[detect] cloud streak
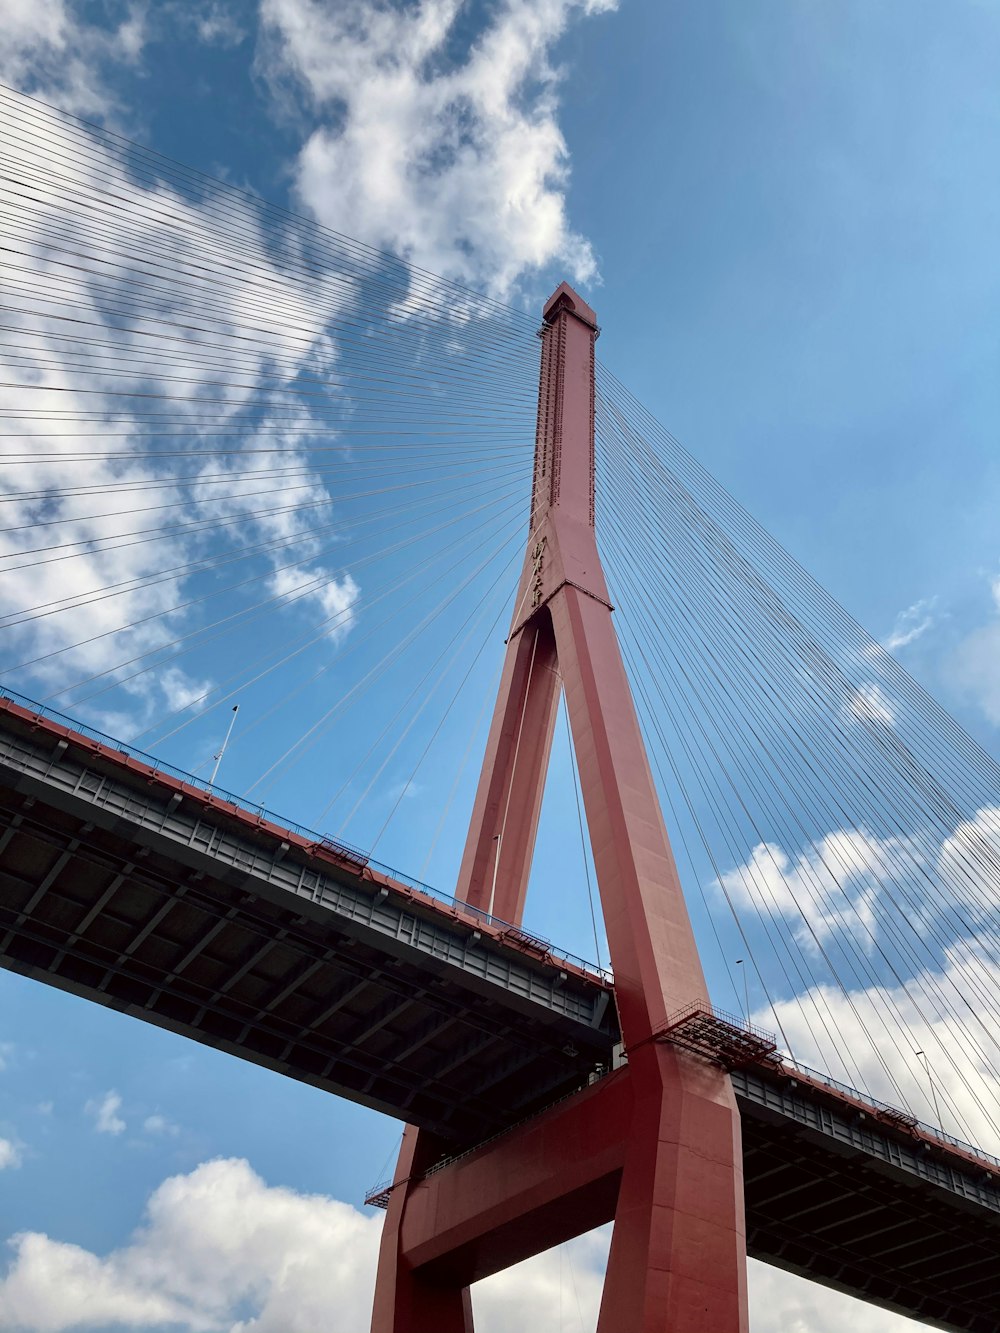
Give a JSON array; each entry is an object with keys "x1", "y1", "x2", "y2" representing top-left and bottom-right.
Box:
[{"x1": 883, "y1": 596, "x2": 937, "y2": 653}]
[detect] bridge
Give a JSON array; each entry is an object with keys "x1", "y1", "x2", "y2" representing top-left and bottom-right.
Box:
[{"x1": 3, "y1": 84, "x2": 1000, "y2": 1332}]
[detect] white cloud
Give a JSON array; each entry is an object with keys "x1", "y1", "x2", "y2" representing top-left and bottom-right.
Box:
[
  {"x1": 0, "y1": 1042, "x2": 13, "y2": 1072},
  {"x1": 1, "y1": 89, "x2": 363, "y2": 725},
  {"x1": 0, "y1": 1139, "x2": 22, "y2": 1171},
  {"x1": 937, "y1": 804, "x2": 1000, "y2": 917},
  {"x1": 0, "y1": 0, "x2": 146, "y2": 120},
  {"x1": 258, "y1": 0, "x2": 616, "y2": 297},
  {"x1": 769, "y1": 937, "x2": 1000, "y2": 1158},
  {"x1": 84, "y1": 1091, "x2": 125, "y2": 1137},
  {"x1": 716, "y1": 825, "x2": 917, "y2": 952},
  {"x1": 158, "y1": 669, "x2": 217, "y2": 715},
  {"x1": 747, "y1": 1262, "x2": 923, "y2": 1333},
  {"x1": 717, "y1": 803, "x2": 1000, "y2": 963},
  {"x1": 142, "y1": 1115, "x2": 179, "y2": 1138},
  {"x1": 191, "y1": 2, "x2": 246, "y2": 49},
  {"x1": 882, "y1": 596, "x2": 937, "y2": 652},
  {"x1": 0, "y1": 1157, "x2": 927, "y2": 1333},
  {"x1": 718, "y1": 808, "x2": 1000, "y2": 1150},
  {"x1": 478, "y1": 1226, "x2": 607, "y2": 1329},
  {"x1": 843, "y1": 680, "x2": 896, "y2": 727},
  {"x1": 0, "y1": 1158, "x2": 381, "y2": 1333},
  {"x1": 951, "y1": 619, "x2": 1000, "y2": 724},
  {"x1": 266, "y1": 567, "x2": 360, "y2": 642}
]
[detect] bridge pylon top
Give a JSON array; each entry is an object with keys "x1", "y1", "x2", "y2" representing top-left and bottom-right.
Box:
[{"x1": 542, "y1": 281, "x2": 598, "y2": 331}]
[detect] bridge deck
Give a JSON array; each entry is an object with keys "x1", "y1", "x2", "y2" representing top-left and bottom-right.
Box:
[
  {"x1": 737, "y1": 1064, "x2": 1000, "y2": 1333},
  {"x1": 0, "y1": 697, "x2": 616, "y2": 1145},
  {"x1": 1, "y1": 697, "x2": 998, "y2": 1331}
]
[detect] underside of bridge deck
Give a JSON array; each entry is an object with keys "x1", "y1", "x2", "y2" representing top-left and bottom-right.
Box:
[
  {"x1": 0, "y1": 699, "x2": 617, "y2": 1146},
  {"x1": 736, "y1": 1068, "x2": 1000, "y2": 1333}
]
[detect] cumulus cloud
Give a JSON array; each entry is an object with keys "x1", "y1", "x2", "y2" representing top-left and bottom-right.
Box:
[
  {"x1": 768, "y1": 937, "x2": 1000, "y2": 1158},
  {"x1": 158, "y1": 669, "x2": 217, "y2": 715},
  {"x1": 716, "y1": 825, "x2": 919, "y2": 952},
  {"x1": 0, "y1": 1157, "x2": 926, "y2": 1333},
  {"x1": 266, "y1": 567, "x2": 361, "y2": 642},
  {"x1": 938, "y1": 805, "x2": 1000, "y2": 910},
  {"x1": 717, "y1": 800, "x2": 1000, "y2": 962},
  {"x1": 720, "y1": 807, "x2": 1000, "y2": 1151},
  {"x1": 84, "y1": 1091, "x2": 125, "y2": 1137},
  {"x1": 258, "y1": 0, "x2": 616, "y2": 297},
  {"x1": 2, "y1": 0, "x2": 588, "y2": 746}
]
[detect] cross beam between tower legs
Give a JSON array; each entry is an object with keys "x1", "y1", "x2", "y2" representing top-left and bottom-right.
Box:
[{"x1": 371, "y1": 285, "x2": 749, "y2": 1333}]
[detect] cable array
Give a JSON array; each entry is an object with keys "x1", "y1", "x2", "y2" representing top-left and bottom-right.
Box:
[
  {"x1": 0, "y1": 84, "x2": 537, "y2": 845},
  {"x1": 595, "y1": 364, "x2": 1000, "y2": 1150}
]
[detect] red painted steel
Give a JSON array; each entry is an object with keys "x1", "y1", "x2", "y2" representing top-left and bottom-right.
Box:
[{"x1": 372, "y1": 287, "x2": 749, "y2": 1331}]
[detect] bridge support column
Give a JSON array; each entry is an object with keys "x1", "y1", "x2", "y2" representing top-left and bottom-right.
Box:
[
  {"x1": 373, "y1": 1050, "x2": 745, "y2": 1333},
  {"x1": 597, "y1": 1045, "x2": 747, "y2": 1333},
  {"x1": 371, "y1": 1127, "x2": 475, "y2": 1333}
]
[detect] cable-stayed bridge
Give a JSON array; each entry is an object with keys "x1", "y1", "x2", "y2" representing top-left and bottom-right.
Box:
[{"x1": 2, "y1": 86, "x2": 1000, "y2": 1333}]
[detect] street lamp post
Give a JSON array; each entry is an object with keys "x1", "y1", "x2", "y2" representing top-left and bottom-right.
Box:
[
  {"x1": 915, "y1": 1049, "x2": 943, "y2": 1129},
  {"x1": 735, "y1": 958, "x2": 750, "y2": 1023}
]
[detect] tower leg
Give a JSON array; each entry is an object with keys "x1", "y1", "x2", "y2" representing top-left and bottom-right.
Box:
[
  {"x1": 371, "y1": 1127, "x2": 475, "y2": 1333},
  {"x1": 597, "y1": 1046, "x2": 748, "y2": 1333},
  {"x1": 455, "y1": 618, "x2": 560, "y2": 921}
]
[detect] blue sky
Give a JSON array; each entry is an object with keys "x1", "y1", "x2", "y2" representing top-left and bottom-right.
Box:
[{"x1": 1, "y1": 2, "x2": 999, "y2": 1331}]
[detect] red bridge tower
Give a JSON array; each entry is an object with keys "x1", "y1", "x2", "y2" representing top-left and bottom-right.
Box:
[{"x1": 372, "y1": 285, "x2": 748, "y2": 1332}]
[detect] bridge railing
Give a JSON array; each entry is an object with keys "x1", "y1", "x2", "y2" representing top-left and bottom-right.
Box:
[
  {"x1": 0, "y1": 685, "x2": 613, "y2": 985},
  {"x1": 781, "y1": 1056, "x2": 1000, "y2": 1173},
  {"x1": 658, "y1": 1000, "x2": 1000, "y2": 1172}
]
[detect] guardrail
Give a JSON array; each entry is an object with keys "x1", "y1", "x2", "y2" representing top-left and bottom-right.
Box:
[
  {"x1": 783, "y1": 1056, "x2": 1000, "y2": 1173},
  {"x1": 0, "y1": 684, "x2": 613, "y2": 985},
  {"x1": 653, "y1": 1001, "x2": 1000, "y2": 1173}
]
